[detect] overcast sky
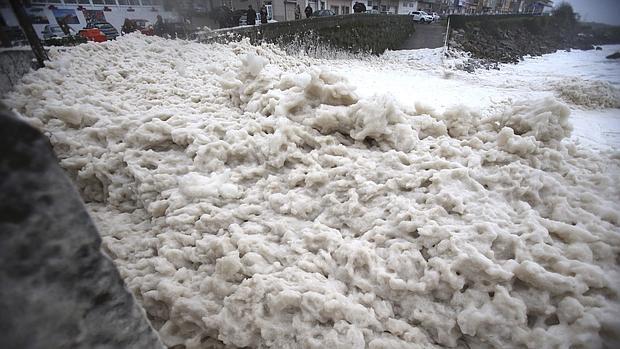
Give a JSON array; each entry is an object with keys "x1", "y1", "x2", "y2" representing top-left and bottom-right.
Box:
[{"x1": 560, "y1": 0, "x2": 620, "y2": 25}]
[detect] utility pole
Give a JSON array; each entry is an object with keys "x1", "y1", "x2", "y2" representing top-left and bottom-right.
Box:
[{"x1": 9, "y1": 0, "x2": 48, "y2": 68}]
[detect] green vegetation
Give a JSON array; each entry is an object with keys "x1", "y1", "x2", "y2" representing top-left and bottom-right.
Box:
[{"x1": 551, "y1": 2, "x2": 577, "y2": 29}]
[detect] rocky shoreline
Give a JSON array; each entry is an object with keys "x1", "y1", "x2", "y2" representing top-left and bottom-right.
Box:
[{"x1": 448, "y1": 15, "x2": 620, "y2": 65}]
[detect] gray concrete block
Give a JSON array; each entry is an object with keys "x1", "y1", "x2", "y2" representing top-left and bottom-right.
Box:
[{"x1": 0, "y1": 109, "x2": 164, "y2": 349}]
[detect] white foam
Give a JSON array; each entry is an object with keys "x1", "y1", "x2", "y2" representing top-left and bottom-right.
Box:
[{"x1": 4, "y1": 35, "x2": 620, "y2": 349}]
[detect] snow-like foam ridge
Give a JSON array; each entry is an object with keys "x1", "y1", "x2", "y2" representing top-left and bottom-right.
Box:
[
  {"x1": 4, "y1": 35, "x2": 620, "y2": 349},
  {"x1": 554, "y1": 78, "x2": 620, "y2": 109}
]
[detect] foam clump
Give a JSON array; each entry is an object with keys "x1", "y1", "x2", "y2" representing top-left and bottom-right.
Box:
[
  {"x1": 4, "y1": 35, "x2": 620, "y2": 349},
  {"x1": 555, "y1": 78, "x2": 620, "y2": 109}
]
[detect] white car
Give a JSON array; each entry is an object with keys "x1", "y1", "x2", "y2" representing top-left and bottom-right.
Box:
[
  {"x1": 410, "y1": 11, "x2": 433, "y2": 23},
  {"x1": 42, "y1": 25, "x2": 69, "y2": 40},
  {"x1": 430, "y1": 12, "x2": 440, "y2": 22}
]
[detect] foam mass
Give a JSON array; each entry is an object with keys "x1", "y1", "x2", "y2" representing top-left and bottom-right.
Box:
[{"x1": 5, "y1": 35, "x2": 620, "y2": 349}]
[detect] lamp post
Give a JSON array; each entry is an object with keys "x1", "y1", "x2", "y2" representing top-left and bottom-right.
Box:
[{"x1": 8, "y1": 0, "x2": 48, "y2": 68}]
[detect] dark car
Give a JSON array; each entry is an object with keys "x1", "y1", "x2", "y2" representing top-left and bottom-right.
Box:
[
  {"x1": 166, "y1": 22, "x2": 190, "y2": 39},
  {"x1": 230, "y1": 9, "x2": 248, "y2": 27},
  {"x1": 313, "y1": 10, "x2": 336, "y2": 17},
  {"x1": 87, "y1": 21, "x2": 119, "y2": 40}
]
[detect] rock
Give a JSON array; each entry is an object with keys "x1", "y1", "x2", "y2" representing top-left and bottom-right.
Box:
[
  {"x1": 0, "y1": 110, "x2": 164, "y2": 349},
  {"x1": 574, "y1": 43, "x2": 594, "y2": 51},
  {"x1": 606, "y1": 51, "x2": 620, "y2": 59}
]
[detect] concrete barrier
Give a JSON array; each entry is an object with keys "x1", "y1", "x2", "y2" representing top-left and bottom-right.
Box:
[
  {"x1": 0, "y1": 109, "x2": 165, "y2": 349},
  {"x1": 0, "y1": 49, "x2": 35, "y2": 97}
]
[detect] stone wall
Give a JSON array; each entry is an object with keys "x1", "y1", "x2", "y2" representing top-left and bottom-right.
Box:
[{"x1": 201, "y1": 14, "x2": 416, "y2": 55}]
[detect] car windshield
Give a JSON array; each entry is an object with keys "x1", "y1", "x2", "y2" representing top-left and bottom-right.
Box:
[{"x1": 3, "y1": 3, "x2": 620, "y2": 349}]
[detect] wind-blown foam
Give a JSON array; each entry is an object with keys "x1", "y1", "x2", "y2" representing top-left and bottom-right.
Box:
[{"x1": 4, "y1": 35, "x2": 620, "y2": 349}]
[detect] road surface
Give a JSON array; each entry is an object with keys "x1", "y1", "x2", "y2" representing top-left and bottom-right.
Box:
[{"x1": 399, "y1": 21, "x2": 447, "y2": 50}]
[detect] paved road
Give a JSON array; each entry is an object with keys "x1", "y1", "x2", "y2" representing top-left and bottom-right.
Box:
[{"x1": 399, "y1": 21, "x2": 447, "y2": 50}]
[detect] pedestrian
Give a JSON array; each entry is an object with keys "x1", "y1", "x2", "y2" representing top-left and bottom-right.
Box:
[
  {"x1": 260, "y1": 5, "x2": 268, "y2": 24},
  {"x1": 154, "y1": 15, "x2": 165, "y2": 36},
  {"x1": 305, "y1": 4, "x2": 313, "y2": 18},
  {"x1": 122, "y1": 18, "x2": 137, "y2": 35},
  {"x1": 58, "y1": 15, "x2": 72, "y2": 36},
  {"x1": 247, "y1": 5, "x2": 257, "y2": 26},
  {"x1": 295, "y1": 4, "x2": 301, "y2": 20},
  {"x1": 353, "y1": 2, "x2": 366, "y2": 13}
]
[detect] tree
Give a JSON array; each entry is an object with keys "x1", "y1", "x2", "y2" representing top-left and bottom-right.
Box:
[{"x1": 552, "y1": 2, "x2": 577, "y2": 27}]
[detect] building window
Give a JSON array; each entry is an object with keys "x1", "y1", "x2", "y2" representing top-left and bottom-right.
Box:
[
  {"x1": 117, "y1": 0, "x2": 128, "y2": 4},
  {"x1": 92, "y1": 0, "x2": 104, "y2": 4},
  {"x1": 78, "y1": 0, "x2": 92, "y2": 4},
  {"x1": 104, "y1": 0, "x2": 118, "y2": 5},
  {"x1": 342, "y1": 5, "x2": 349, "y2": 13},
  {"x1": 64, "y1": 0, "x2": 78, "y2": 4},
  {"x1": 129, "y1": 0, "x2": 140, "y2": 5},
  {"x1": 330, "y1": 5, "x2": 338, "y2": 14},
  {"x1": 140, "y1": 0, "x2": 152, "y2": 5}
]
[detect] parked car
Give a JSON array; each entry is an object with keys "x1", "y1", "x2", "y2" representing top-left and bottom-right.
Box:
[
  {"x1": 238, "y1": 12, "x2": 277, "y2": 26},
  {"x1": 77, "y1": 28, "x2": 107, "y2": 42},
  {"x1": 166, "y1": 22, "x2": 190, "y2": 38},
  {"x1": 86, "y1": 21, "x2": 119, "y2": 40},
  {"x1": 238, "y1": 13, "x2": 260, "y2": 26},
  {"x1": 410, "y1": 11, "x2": 433, "y2": 23},
  {"x1": 133, "y1": 19, "x2": 155, "y2": 36},
  {"x1": 430, "y1": 12, "x2": 440, "y2": 22},
  {"x1": 230, "y1": 9, "x2": 247, "y2": 27},
  {"x1": 313, "y1": 9, "x2": 336, "y2": 17},
  {"x1": 42, "y1": 25, "x2": 72, "y2": 40}
]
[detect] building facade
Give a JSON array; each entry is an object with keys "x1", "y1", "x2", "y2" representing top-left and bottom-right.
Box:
[
  {"x1": 397, "y1": 0, "x2": 418, "y2": 15},
  {"x1": 0, "y1": 0, "x2": 179, "y2": 39},
  {"x1": 327, "y1": 0, "x2": 351, "y2": 15}
]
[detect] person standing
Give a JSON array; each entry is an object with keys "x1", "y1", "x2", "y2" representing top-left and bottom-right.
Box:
[
  {"x1": 353, "y1": 2, "x2": 366, "y2": 13},
  {"x1": 121, "y1": 18, "x2": 137, "y2": 35},
  {"x1": 58, "y1": 15, "x2": 72, "y2": 36},
  {"x1": 305, "y1": 4, "x2": 313, "y2": 18},
  {"x1": 260, "y1": 5, "x2": 268, "y2": 24},
  {"x1": 246, "y1": 5, "x2": 257, "y2": 26},
  {"x1": 154, "y1": 15, "x2": 165, "y2": 36},
  {"x1": 295, "y1": 4, "x2": 301, "y2": 19}
]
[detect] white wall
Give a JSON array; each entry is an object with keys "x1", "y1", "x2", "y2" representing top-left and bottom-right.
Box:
[
  {"x1": 326, "y1": 0, "x2": 353, "y2": 14},
  {"x1": 1, "y1": 7, "x2": 19, "y2": 26},
  {"x1": 272, "y1": 0, "x2": 297, "y2": 21},
  {"x1": 398, "y1": 0, "x2": 418, "y2": 14}
]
